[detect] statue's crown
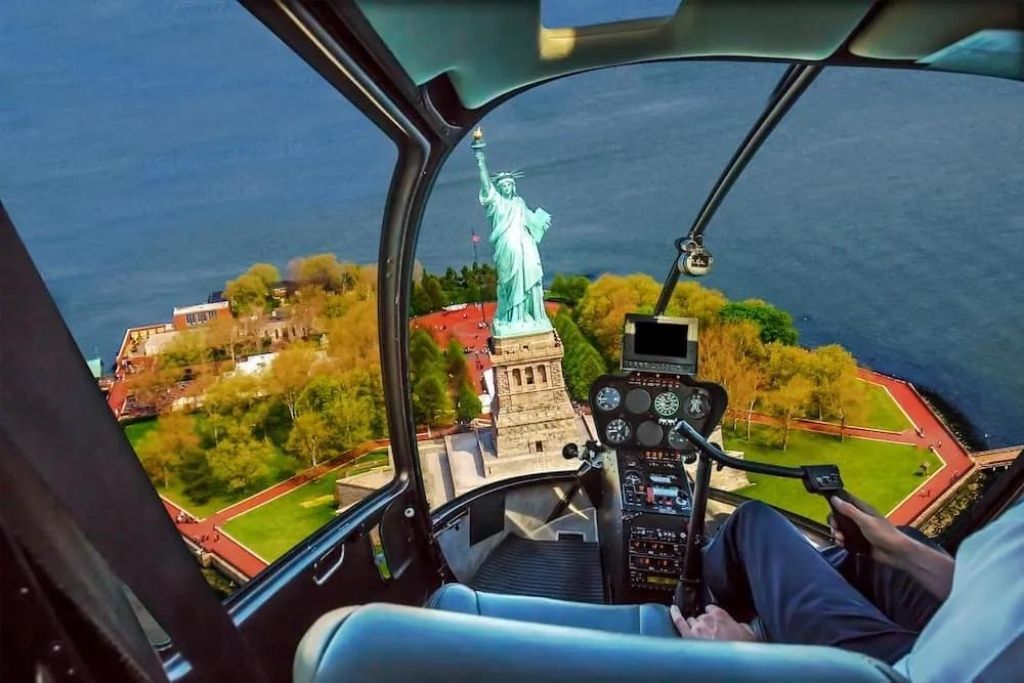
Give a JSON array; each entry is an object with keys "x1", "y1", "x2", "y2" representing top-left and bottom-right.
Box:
[{"x1": 490, "y1": 170, "x2": 524, "y2": 182}]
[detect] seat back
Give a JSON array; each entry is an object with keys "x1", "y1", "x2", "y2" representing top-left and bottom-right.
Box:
[{"x1": 295, "y1": 603, "x2": 905, "y2": 683}]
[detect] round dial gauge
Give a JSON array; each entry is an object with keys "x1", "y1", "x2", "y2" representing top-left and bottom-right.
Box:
[
  {"x1": 684, "y1": 391, "x2": 711, "y2": 420},
  {"x1": 623, "y1": 471, "x2": 643, "y2": 490},
  {"x1": 594, "y1": 386, "x2": 621, "y2": 412},
  {"x1": 604, "y1": 419, "x2": 632, "y2": 445},
  {"x1": 667, "y1": 428, "x2": 688, "y2": 450},
  {"x1": 637, "y1": 421, "x2": 664, "y2": 448},
  {"x1": 625, "y1": 388, "x2": 652, "y2": 414},
  {"x1": 654, "y1": 391, "x2": 680, "y2": 417}
]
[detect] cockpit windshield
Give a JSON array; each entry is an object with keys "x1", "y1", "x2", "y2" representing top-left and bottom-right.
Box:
[{"x1": 413, "y1": 60, "x2": 1024, "y2": 523}]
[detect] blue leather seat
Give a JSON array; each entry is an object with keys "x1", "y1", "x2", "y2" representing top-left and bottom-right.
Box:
[
  {"x1": 426, "y1": 582, "x2": 678, "y2": 637},
  {"x1": 294, "y1": 601, "x2": 905, "y2": 683}
]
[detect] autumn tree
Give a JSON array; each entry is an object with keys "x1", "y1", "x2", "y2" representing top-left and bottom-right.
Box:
[
  {"x1": 159, "y1": 330, "x2": 209, "y2": 369},
  {"x1": 807, "y1": 345, "x2": 867, "y2": 439},
  {"x1": 731, "y1": 364, "x2": 766, "y2": 439},
  {"x1": 764, "y1": 375, "x2": 813, "y2": 450},
  {"x1": 200, "y1": 373, "x2": 265, "y2": 444},
  {"x1": 287, "y1": 412, "x2": 331, "y2": 468},
  {"x1": 225, "y1": 272, "x2": 270, "y2": 316},
  {"x1": 329, "y1": 390, "x2": 374, "y2": 452},
  {"x1": 127, "y1": 363, "x2": 178, "y2": 412},
  {"x1": 204, "y1": 314, "x2": 240, "y2": 362},
  {"x1": 576, "y1": 273, "x2": 660, "y2": 363},
  {"x1": 290, "y1": 253, "x2": 350, "y2": 292},
  {"x1": 326, "y1": 297, "x2": 379, "y2": 369},
  {"x1": 134, "y1": 412, "x2": 199, "y2": 488},
  {"x1": 666, "y1": 281, "x2": 728, "y2": 328},
  {"x1": 697, "y1": 321, "x2": 765, "y2": 435},
  {"x1": 247, "y1": 263, "x2": 281, "y2": 288},
  {"x1": 207, "y1": 425, "x2": 274, "y2": 492},
  {"x1": 267, "y1": 343, "x2": 318, "y2": 422}
]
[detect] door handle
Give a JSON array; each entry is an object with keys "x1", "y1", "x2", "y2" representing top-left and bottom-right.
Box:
[{"x1": 312, "y1": 543, "x2": 345, "y2": 586}]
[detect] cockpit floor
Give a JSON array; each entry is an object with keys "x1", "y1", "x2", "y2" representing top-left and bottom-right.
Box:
[{"x1": 470, "y1": 535, "x2": 605, "y2": 604}]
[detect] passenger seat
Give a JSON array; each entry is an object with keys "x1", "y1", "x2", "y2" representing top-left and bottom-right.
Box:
[
  {"x1": 426, "y1": 582, "x2": 677, "y2": 637},
  {"x1": 294, "y1": 600, "x2": 905, "y2": 683}
]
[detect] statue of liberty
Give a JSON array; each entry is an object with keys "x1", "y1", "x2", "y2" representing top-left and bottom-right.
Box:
[{"x1": 471, "y1": 127, "x2": 553, "y2": 338}]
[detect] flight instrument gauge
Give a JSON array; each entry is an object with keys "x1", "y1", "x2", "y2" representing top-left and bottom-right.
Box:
[
  {"x1": 605, "y1": 419, "x2": 631, "y2": 445},
  {"x1": 684, "y1": 391, "x2": 710, "y2": 420},
  {"x1": 595, "y1": 386, "x2": 622, "y2": 412},
  {"x1": 623, "y1": 471, "x2": 643, "y2": 490},
  {"x1": 667, "y1": 427, "x2": 689, "y2": 450},
  {"x1": 654, "y1": 391, "x2": 680, "y2": 417}
]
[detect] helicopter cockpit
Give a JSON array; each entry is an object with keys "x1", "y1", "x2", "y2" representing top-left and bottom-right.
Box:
[
  {"x1": 3, "y1": 3, "x2": 1024, "y2": 683},
  {"x1": 291, "y1": 312, "x2": 886, "y2": 682}
]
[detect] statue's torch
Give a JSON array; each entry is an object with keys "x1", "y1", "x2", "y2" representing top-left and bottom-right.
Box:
[{"x1": 471, "y1": 126, "x2": 486, "y2": 150}]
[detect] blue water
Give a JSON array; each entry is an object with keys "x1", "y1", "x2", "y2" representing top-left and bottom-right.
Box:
[{"x1": 3, "y1": 3, "x2": 1023, "y2": 446}]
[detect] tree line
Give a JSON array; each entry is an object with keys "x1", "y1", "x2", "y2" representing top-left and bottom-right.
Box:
[
  {"x1": 133, "y1": 256, "x2": 384, "y2": 501},
  {"x1": 570, "y1": 274, "x2": 867, "y2": 449},
  {"x1": 132, "y1": 255, "x2": 475, "y2": 505}
]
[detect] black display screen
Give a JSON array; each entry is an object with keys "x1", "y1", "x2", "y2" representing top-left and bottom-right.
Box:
[{"x1": 634, "y1": 320, "x2": 688, "y2": 359}]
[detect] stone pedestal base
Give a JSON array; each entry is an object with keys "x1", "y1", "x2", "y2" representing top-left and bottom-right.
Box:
[{"x1": 489, "y1": 330, "x2": 579, "y2": 458}]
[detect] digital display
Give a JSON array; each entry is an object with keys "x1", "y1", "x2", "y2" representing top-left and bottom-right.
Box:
[
  {"x1": 634, "y1": 320, "x2": 688, "y2": 358},
  {"x1": 645, "y1": 575, "x2": 677, "y2": 586}
]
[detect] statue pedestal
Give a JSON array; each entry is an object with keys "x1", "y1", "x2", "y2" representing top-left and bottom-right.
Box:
[{"x1": 489, "y1": 330, "x2": 579, "y2": 458}]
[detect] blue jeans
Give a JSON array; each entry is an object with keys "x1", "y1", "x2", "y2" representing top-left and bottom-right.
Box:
[{"x1": 702, "y1": 501, "x2": 944, "y2": 664}]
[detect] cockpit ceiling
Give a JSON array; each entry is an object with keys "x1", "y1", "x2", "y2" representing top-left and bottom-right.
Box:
[{"x1": 354, "y1": 0, "x2": 1023, "y2": 110}]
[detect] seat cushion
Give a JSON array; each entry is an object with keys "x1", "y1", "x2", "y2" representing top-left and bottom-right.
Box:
[
  {"x1": 295, "y1": 603, "x2": 905, "y2": 683},
  {"x1": 426, "y1": 582, "x2": 678, "y2": 638}
]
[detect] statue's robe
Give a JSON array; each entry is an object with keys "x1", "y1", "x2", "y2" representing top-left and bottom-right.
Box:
[{"x1": 480, "y1": 182, "x2": 551, "y2": 332}]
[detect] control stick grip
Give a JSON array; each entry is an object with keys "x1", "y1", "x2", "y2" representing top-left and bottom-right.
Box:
[{"x1": 828, "y1": 490, "x2": 871, "y2": 555}]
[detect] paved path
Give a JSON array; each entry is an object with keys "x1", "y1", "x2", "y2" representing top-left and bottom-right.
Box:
[{"x1": 856, "y1": 369, "x2": 974, "y2": 524}]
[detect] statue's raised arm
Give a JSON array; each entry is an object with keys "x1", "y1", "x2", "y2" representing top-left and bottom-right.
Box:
[{"x1": 471, "y1": 128, "x2": 493, "y2": 200}]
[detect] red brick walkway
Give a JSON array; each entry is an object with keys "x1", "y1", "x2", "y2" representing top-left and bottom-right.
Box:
[{"x1": 853, "y1": 369, "x2": 974, "y2": 524}]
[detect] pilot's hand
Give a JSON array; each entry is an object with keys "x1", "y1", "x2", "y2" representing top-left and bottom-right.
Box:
[
  {"x1": 829, "y1": 495, "x2": 907, "y2": 566},
  {"x1": 670, "y1": 604, "x2": 759, "y2": 642}
]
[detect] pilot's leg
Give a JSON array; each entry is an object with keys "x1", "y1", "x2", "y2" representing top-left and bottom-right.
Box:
[
  {"x1": 822, "y1": 526, "x2": 944, "y2": 632},
  {"x1": 701, "y1": 501, "x2": 917, "y2": 663}
]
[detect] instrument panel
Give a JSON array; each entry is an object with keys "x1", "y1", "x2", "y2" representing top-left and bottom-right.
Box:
[
  {"x1": 589, "y1": 373, "x2": 726, "y2": 452},
  {"x1": 591, "y1": 371, "x2": 727, "y2": 601}
]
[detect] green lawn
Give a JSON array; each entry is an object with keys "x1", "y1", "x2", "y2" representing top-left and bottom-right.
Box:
[
  {"x1": 124, "y1": 419, "x2": 158, "y2": 448},
  {"x1": 857, "y1": 382, "x2": 912, "y2": 432},
  {"x1": 223, "y1": 451, "x2": 390, "y2": 562},
  {"x1": 124, "y1": 417, "x2": 298, "y2": 519},
  {"x1": 727, "y1": 425, "x2": 938, "y2": 524}
]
